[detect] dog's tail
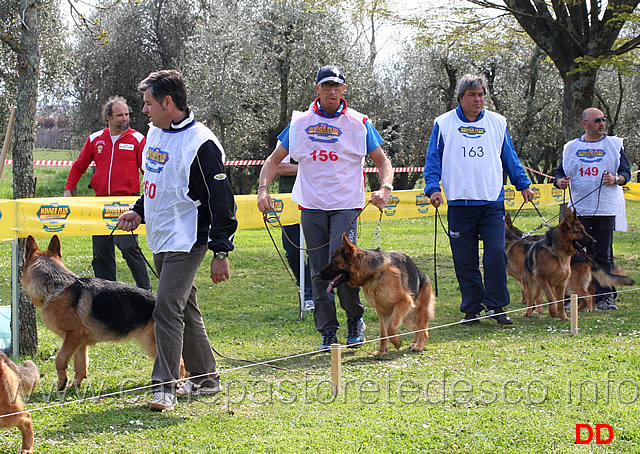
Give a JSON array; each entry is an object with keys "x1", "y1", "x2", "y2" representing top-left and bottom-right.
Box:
[
  {"x1": 424, "y1": 276, "x2": 436, "y2": 321},
  {"x1": 0, "y1": 354, "x2": 24, "y2": 408},
  {"x1": 0, "y1": 351, "x2": 39, "y2": 396},
  {"x1": 581, "y1": 254, "x2": 636, "y2": 287},
  {"x1": 17, "y1": 361, "x2": 40, "y2": 396}
]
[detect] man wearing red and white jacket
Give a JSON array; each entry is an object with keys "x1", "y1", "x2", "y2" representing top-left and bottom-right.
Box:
[{"x1": 64, "y1": 96, "x2": 151, "y2": 290}]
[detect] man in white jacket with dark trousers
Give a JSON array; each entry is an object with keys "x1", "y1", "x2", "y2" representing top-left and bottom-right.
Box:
[{"x1": 118, "y1": 70, "x2": 237, "y2": 412}]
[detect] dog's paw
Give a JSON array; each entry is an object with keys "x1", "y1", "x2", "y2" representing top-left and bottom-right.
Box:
[
  {"x1": 409, "y1": 344, "x2": 424, "y2": 352},
  {"x1": 373, "y1": 349, "x2": 388, "y2": 357}
]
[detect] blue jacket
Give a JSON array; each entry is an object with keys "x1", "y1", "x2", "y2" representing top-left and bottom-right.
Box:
[{"x1": 424, "y1": 106, "x2": 531, "y2": 206}]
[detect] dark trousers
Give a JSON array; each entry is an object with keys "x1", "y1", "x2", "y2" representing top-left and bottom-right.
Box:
[
  {"x1": 92, "y1": 234, "x2": 152, "y2": 290},
  {"x1": 448, "y1": 202, "x2": 509, "y2": 314},
  {"x1": 577, "y1": 215, "x2": 616, "y2": 300},
  {"x1": 301, "y1": 210, "x2": 363, "y2": 333},
  {"x1": 282, "y1": 224, "x2": 313, "y2": 301}
]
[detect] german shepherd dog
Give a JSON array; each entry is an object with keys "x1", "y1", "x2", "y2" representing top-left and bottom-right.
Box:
[
  {"x1": 506, "y1": 214, "x2": 634, "y2": 313},
  {"x1": 504, "y1": 213, "x2": 543, "y2": 305},
  {"x1": 319, "y1": 234, "x2": 435, "y2": 356},
  {"x1": 0, "y1": 351, "x2": 39, "y2": 453},
  {"x1": 567, "y1": 254, "x2": 634, "y2": 312},
  {"x1": 522, "y1": 209, "x2": 594, "y2": 320},
  {"x1": 22, "y1": 235, "x2": 157, "y2": 391}
]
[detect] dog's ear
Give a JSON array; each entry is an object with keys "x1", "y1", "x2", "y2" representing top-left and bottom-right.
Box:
[
  {"x1": 505, "y1": 212, "x2": 513, "y2": 228},
  {"x1": 47, "y1": 235, "x2": 62, "y2": 258},
  {"x1": 342, "y1": 232, "x2": 351, "y2": 246},
  {"x1": 25, "y1": 235, "x2": 39, "y2": 262},
  {"x1": 560, "y1": 208, "x2": 574, "y2": 227},
  {"x1": 341, "y1": 233, "x2": 358, "y2": 259}
]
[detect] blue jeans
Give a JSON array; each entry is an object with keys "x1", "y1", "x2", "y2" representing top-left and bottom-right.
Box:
[{"x1": 447, "y1": 202, "x2": 509, "y2": 314}]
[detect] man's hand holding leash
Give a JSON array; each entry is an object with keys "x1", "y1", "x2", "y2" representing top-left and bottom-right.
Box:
[
  {"x1": 369, "y1": 184, "x2": 392, "y2": 210},
  {"x1": 257, "y1": 185, "x2": 273, "y2": 214},
  {"x1": 430, "y1": 191, "x2": 444, "y2": 208},
  {"x1": 556, "y1": 176, "x2": 570, "y2": 190},
  {"x1": 521, "y1": 187, "x2": 535, "y2": 203},
  {"x1": 117, "y1": 211, "x2": 142, "y2": 232}
]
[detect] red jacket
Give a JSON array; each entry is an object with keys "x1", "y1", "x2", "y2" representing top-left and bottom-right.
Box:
[{"x1": 65, "y1": 127, "x2": 145, "y2": 196}]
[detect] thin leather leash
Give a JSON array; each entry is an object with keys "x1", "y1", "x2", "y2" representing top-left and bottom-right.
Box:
[
  {"x1": 263, "y1": 201, "x2": 377, "y2": 253},
  {"x1": 92, "y1": 229, "x2": 292, "y2": 370}
]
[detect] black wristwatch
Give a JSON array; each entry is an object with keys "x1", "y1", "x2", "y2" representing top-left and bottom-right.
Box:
[{"x1": 214, "y1": 251, "x2": 228, "y2": 260}]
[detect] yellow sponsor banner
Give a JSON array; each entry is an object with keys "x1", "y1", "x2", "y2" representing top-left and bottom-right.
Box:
[
  {"x1": 0, "y1": 183, "x2": 638, "y2": 240},
  {"x1": 0, "y1": 197, "x2": 145, "y2": 241}
]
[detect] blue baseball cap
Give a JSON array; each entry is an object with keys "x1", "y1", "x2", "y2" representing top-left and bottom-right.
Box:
[{"x1": 316, "y1": 66, "x2": 345, "y2": 85}]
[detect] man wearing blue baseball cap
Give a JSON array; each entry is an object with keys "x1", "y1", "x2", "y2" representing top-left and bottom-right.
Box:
[{"x1": 257, "y1": 65, "x2": 394, "y2": 351}]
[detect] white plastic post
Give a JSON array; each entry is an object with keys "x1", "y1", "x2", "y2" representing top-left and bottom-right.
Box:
[{"x1": 299, "y1": 226, "x2": 305, "y2": 320}]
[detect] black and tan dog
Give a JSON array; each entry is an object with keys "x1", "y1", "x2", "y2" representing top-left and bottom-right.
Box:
[
  {"x1": 522, "y1": 209, "x2": 594, "y2": 321},
  {"x1": 0, "y1": 350, "x2": 39, "y2": 453},
  {"x1": 506, "y1": 213, "x2": 634, "y2": 313},
  {"x1": 22, "y1": 235, "x2": 158, "y2": 391},
  {"x1": 567, "y1": 254, "x2": 634, "y2": 312},
  {"x1": 319, "y1": 234, "x2": 435, "y2": 356},
  {"x1": 504, "y1": 212, "x2": 543, "y2": 306}
]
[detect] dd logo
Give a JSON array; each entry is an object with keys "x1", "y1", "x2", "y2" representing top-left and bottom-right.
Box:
[{"x1": 575, "y1": 424, "x2": 614, "y2": 444}]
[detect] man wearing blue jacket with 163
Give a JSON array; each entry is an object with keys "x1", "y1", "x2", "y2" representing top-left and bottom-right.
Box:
[{"x1": 424, "y1": 74, "x2": 534, "y2": 326}]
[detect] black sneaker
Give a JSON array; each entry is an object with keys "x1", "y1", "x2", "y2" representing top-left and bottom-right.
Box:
[
  {"x1": 486, "y1": 308, "x2": 513, "y2": 325},
  {"x1": 596, "y1": 296, "x2": 618, "y2": 311},
  {"x1": 461, "y1": 313, "x2": 482, "y2": 325},
  {"x1": 564, "y1": 301, "x2": 571, "y2": 314},
  {"x1": 318, "y1": 330, "x2": 338, "y2": 351},
  {"x1": 346, "y1": 317, "x2": 366, "y2": 348}
]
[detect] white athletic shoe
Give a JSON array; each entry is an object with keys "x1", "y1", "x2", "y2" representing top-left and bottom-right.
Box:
[
  {"x1": 149, "y1": 392, "x2": 176, "y2": 411},
  {"x1": 176, "y1": 379, "x2": 222, "y2": 397}
]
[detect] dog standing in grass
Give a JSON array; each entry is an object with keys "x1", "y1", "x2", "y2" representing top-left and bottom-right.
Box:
[
  {"x1": 0, "y1": 351, "x2": 39, "y2": 453},
  {"x1": 522, "y1": 209, "x2": 594, "y2": 320},
  {"x1": 319, "y1": 234, "x2": 435, "y2": 356},
  {"x1": 22, "y1": 235, "x2": 158, "y2": 391}
]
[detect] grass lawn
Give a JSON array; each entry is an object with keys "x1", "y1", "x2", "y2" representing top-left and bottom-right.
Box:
[{"x1": 0, "y1": 154, "x2": 639, "y2": 452}]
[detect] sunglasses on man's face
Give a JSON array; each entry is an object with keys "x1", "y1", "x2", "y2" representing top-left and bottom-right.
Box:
[{"x1": 593, "y1": 117, "x2": 608, "y2": 124}]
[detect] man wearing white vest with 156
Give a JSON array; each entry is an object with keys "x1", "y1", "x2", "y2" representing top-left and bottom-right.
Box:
[{"x1": 257, "y1": 65, "x2": 394, "y2": 351}]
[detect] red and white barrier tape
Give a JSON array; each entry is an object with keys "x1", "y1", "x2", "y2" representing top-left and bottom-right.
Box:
[
  {"x1": 12, "y1": 160, "x2": 635, "y2": 178},
  {"x1": 6, "y1": 160, "x2": 426, "y2": 173},
  {"x1": 523, "y1": 165, "x2": 555, "y2": 180}
]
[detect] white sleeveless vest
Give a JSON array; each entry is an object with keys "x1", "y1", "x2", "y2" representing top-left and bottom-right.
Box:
[
  {"x1": 143, "y1": 122, "x2": 226, "y2": 253},
  {"x1": 562, "y1": 135, "x2": 627, "y2": 231},
  {"x1": 437, "y1": 109, "x2": 506, "y2": 201},
  {"x1": 289, "y1": 108, "x2": 367, "y2": 210}
]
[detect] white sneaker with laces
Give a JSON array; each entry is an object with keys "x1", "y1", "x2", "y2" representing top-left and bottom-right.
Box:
[
  {"x1": 303, "y1": 300, "x2": 315, "y2": 311},
  {"x1": 176, "y1": 379, "x2": 222, "y2": 397},
  {"x1": 149, "y1": 392, "x2": 176, "y2": 411}
]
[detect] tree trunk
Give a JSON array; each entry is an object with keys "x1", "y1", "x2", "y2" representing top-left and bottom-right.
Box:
[
  {"x1": 13, "y1": 0, "x2": 40, "y2": 355},
  {"x1": 560, "y1": 69, "x2": 598, "y2": 143}
]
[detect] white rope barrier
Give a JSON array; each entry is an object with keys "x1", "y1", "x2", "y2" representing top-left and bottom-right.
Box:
[{"x1": 3, "y1": 285, "x2": 640, "y2": 419}]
